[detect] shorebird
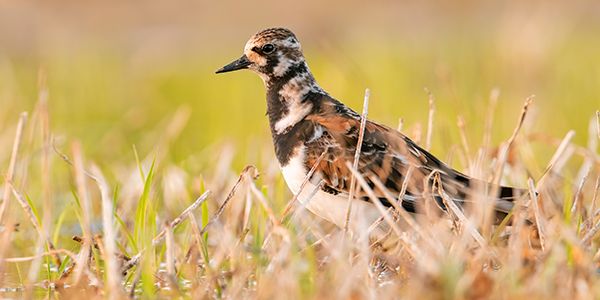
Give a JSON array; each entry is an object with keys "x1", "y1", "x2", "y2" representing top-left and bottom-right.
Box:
[{"x1": 216, "y1": 28, "x2": 524, "y2": 230}]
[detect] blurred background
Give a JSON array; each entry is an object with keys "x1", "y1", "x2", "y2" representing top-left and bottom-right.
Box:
[
  {"x1": 1, "y1": 1, "x2": 599, "y2": 296},
  {"x1": 0, "y1": 0, "x2": 599, "y2": 176}
]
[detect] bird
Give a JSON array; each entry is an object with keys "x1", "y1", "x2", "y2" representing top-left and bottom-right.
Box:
[{"x1": 216, "y1": 28, "x2": 525, "y2": 231}]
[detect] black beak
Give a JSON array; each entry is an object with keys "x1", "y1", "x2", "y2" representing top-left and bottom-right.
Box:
[{"x1": 215, "y1": 55, "x2": 252, "y2": 74}]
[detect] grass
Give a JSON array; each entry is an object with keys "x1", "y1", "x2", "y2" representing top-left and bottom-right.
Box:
[{"x1": 0, "y1": 33, "x2": 599, "y2": 298}]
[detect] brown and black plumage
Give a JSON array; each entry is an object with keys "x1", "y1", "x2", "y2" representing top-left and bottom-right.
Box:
[{"x1": 217, "y1": 28, "x2": 524, "y2": 229}]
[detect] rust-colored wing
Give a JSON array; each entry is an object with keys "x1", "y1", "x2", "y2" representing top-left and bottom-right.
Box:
[{"x1": 304, "y1": 96, "x2": 522, "y2": 214}]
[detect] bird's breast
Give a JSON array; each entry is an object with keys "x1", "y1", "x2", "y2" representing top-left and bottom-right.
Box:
[
  {"x1": 280, "y1": 145, "x2": 382, "y2": 231},
  {"x1": 280, "y1": 145, "x2": 309, "y2": 194}
]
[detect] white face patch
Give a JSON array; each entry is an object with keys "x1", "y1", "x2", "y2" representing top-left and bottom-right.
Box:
[
  {"x1": 272, "y1": 53, "x2": 297, "y2": 77},
  {"x1": 274, "y1": 75, "x2": 314, "y2": 134},
  {"x1": 281, "y1": 36, "x2": 301, "y2": 49},
  {"x1": 243, "y1": 40, "x2": 267, "y2": 67}
]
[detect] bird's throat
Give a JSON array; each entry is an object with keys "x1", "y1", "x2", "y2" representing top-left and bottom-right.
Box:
[{"x1": 265, "y1": 62, "x2": 323, "y2": 137}]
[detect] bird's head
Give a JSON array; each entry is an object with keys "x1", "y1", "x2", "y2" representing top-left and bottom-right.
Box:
[{"x1": 216, "y1": 28, "x2": 305, "y2": 83}]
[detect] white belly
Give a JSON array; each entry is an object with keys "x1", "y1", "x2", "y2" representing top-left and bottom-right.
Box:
[{"x1": 280, "y1": 146, "x2": 382, "y2": 232}]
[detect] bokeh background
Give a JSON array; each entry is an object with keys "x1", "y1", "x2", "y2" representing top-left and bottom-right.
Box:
[
  {"x1": 0, "y1": 1, "x2": 599, "y2": 297},
  {"x1": 1, "y1": 0, "x2": 599, "y2": 180}
]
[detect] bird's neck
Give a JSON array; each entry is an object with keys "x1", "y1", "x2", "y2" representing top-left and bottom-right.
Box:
[{"x1": 265, "y1": 61, "x2": 324, "y2": 137}]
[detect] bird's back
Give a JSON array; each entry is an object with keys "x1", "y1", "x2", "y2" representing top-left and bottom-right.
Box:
[{"x1": 290, "y1": 93, "x2": 525, "y2": 223}]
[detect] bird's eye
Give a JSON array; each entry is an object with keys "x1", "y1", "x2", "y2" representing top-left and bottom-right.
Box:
[{"x1": 261, "y1": 44, "x2": 275, "y2": 54}]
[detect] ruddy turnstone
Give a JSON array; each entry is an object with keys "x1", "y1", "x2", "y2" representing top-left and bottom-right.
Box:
[{"x1": 216, "y1": 28, "x2": 524, "y2": 230}]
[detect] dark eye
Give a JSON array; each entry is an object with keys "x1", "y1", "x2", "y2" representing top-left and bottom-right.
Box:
[{"x1": 261, "y1": 44, "x2": 275, "y2": 54}]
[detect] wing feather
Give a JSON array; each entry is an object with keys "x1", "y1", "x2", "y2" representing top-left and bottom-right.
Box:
[{"x1": 303, "y1": 96, "x2": 524, "y2": 217}]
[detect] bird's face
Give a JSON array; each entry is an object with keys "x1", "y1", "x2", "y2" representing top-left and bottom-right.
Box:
[{"x1": 216, "y1": 28, "x2": 304, "y2": 82}]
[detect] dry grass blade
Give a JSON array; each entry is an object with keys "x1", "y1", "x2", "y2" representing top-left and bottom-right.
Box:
[
  {"x1": 9, "y1": 196, "x2": 51, "y2": 294},
  {"x1": 571, "y1": 167, "x2": 591, "y2": 218},
  {"x1": 528, "y1": 178, "x2": 545, "y2": 251},
  {"x1": 0, "y1": 112, "x2": 28, "y2": 287},
  {"x1": 284, "y1": 180, "x2": 322, "y2": 223},
  {"x1": 590, "y1": 177, "x2": 600, "y2": 227},
  {"x1": 596, "y1": 110, "x2": 600, "y2": 140},
  {"x1": 38, "y1": 73, "x2": 51, "y2": 226},
  {"x1": 482, "y1": 88, "x2": 500, "y2": 153},
  {"x1": 582, "y1": 218, "x2": 600, "y2": 246},
  {"x1": 9, "y1": 183, "x2": 42, "y2": 238},
  {"x1": 537, "y1": 130, "x2": 576, "y2": 187},
  {"x1": 71, "y1": 235, "x2": 131, "y2": 262},
  {"x1": 424, "y1": 87, "x2": 435, "y2": 151},
  {"x1": 5, "y1": 249, "x2": 78, "y2": 263},
  {"x1": 280, "y1": 151, "x2": 327, "y2": 222},
  {"x1": 52, "y1": 139, "x2": 99, "y2": 182},
  {"x1": 71, "y1": 141, "x2": 93, "y2": 284},
  {"x1": 23, "y1": 72, "x2": 55, "y2": 298},
  {"x1": 155, "y1": 190, "x2": 213, "y2": 244},
  {"x1": 122, "y1": 189, "x2": 212, "y2": 274},
  {"x1": 248, "y1": 179, "x2": 280, "y2": 226},
  {"x1": 480, "y1": 97, "x2": 531, "y2": 232},
  {"x1": 368, "y1": 174, "x2": 443, "y2": 254},
  {"x1": 582, "y1": 177, "x2": 600, "y2": 246},
  {"x1": 457, "y1": 115, "x2": 472, "y2": 171},
  {"x1": 433, "y1": 174, "x2": 488, "y2": 249},
  {"x1": 8, "y1": 183, "x2": 61, "y2": 264},
  {"x1": 196, "y1": 166, "x2": 256, "y2": 236},
  {"x1": 492, "y1": 95, "x2": 534, "y2": 186},
  {"x1": 5, "y1": 247, "x2": 103, "y2": 290},
  {"x1": 344, "y1": 88, "x2": 370, "y2": 232},
  {"x1": 196, "y1": 166, "x2": 257, "y2": 236},
  {"x1": 344, "y1": 161, "x2": 436, "y2": 272},
  {"x1": 164, "y1": 222, "x2": 180, "y2": 293},
  {"x1": 345, "y1": 163, "x2": 403, "y2": 239},
  {"x1": 90, "y1": 165, "x2": 123, "y2": 299},
  {"x1": 0, "y1": 112, "x2": 27, "y2": 223}
]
